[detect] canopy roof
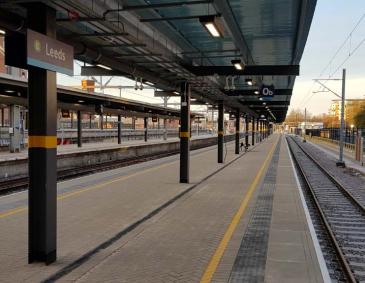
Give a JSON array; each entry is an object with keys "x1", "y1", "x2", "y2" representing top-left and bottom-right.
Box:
[{"x1": 0, "y1": 0, "x2": 317, "y2": 122}]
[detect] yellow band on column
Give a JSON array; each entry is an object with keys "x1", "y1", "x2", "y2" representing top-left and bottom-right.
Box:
[
  {"x1": 180, "y1": 131, "x2": 190, "y2": 138},
  {"x1": 218, "y1": 131, "x2": 224, "y2": 135},
  {"x1": 28, "y1": 136, "x2": 57, "y2": 149}
]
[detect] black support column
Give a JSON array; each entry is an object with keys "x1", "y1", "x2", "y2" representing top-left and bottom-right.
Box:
[
  {"x1": 180, "y1": 82, "x2": 190, "y2": 183},
  {"x1": 256, "y1": 118, "x2": 259, "y2": 143},
  {"x1": 144, "y1": 117, "x2": 148, "y2": 142},
  {"x1": 117, "y1": 114, "x2": 121, "y2": 144},
  {"x1": 264, "y1": 121, "x2": 267, "y2": 139},
  {"x1": 235, "y1": 110, "x2": 240, "y2": 154},
  {"x1": 77, "y1": 110, "x2": 82, "y2": 147},
  {"x1": 27, "y1": 3, "x2": 57, "y2": 264},
  {"x1": 252, "y1": 118, "x2": 255, "y2": 146},
  {"x1": 218, "y1": 101, "x2": 224, "y2": 163},
  {"x1": 260, "y1": 120, "x2": 263, "y2": 141},
  {"x1": 245, "y1": 115, "x2": 249, "y2": 147}
]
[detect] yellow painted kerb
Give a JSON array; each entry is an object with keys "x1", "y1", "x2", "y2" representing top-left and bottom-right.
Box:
[
  {"x1": 200, "y1": 136, "x2": 279, "y2": 283},
  {"x1": 28, "y1": 135, "x2": 57, "y2": 149}
]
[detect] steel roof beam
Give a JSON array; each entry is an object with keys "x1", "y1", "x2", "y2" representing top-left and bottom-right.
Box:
[
  {"x1": 187, "y1": 54, "x2": 242, "y2": 59},
  {"x1": 96, "y1": 43, "x2": 146, "y2": 48},
  {"x1": 105, "y1": 1, "x2": 212, "y2": 13},
  {"x1": 181, "y1": 49, "x2": 238, "y2": 55},
  {"x1": 241, "y1": 100, "x2": 289, "y2": 107},
  {"x1": 222, "y1": 89, "x2": 292, "y2": 96},
  {"x1": 212, "y1": 0, "x2": 254, "y2": 65},
  {"x1": 154, "y1": 91, "x2": 180, "y2": 97},
  {"x1": 140, "y1": 14, "x2": 219, "y2": 23},
  {"x1": 66, "y1": 32, "x2": 129, "y2": 37},
  {"x1": 183, "y1": 65, "x2": 300, "y2": 76},
  {"x1": 115, "y1": 53, "x2": 162, "y2": 58}
]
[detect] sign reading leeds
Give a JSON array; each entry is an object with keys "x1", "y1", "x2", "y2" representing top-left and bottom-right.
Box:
[{"x1": 27, "y1": 29, "x2": 74, "y2": 76}]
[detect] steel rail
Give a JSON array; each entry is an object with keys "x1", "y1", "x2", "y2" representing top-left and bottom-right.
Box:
[
  {"x1": 287, "y1": 136, "x2": 357, "y2": 283},
  {"x1": 291, "y1": 136, "x2": 365, "y2": 213}
]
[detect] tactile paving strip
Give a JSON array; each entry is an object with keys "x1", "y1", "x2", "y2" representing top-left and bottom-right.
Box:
[{"x1": 228, "y1": 138, "x2": 282, "y2": 283}]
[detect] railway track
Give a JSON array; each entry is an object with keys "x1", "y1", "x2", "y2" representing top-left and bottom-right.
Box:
[
  {"x1": 287, "y1": 135, "x2": 365, "y2": 283},
  {"x1": 0, "y1": 139, "x2": 238, "y2": 195},
  {"x1": 0, "y1": 150, "x2": 181, "y2": 195}
]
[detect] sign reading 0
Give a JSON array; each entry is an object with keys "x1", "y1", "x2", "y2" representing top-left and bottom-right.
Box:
[
  {"x1": 260, "y1": 84, "x2": 275, "y2": 97},
  {"x1": 27, "y1": 29, "x2": 74, "y2": 76}
]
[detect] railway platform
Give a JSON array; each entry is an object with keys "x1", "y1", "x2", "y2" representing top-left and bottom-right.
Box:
[
  {"x1": 0, "y1": 134, "x2": 216, "y2": 162},
  {"x1": 0, "y1": 134, "x2": 326, "y2": 282},
  {"x1": 302, "y1": 136, "x2": 365, "y2": 174}
]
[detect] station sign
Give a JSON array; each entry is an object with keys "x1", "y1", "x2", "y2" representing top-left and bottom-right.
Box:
[
  {"x1": 82, "y1": 79, "x2": 95, "y2": 92},
  {"x1": 27, "y1": 29, "x2": 74, "y2": 75},
  {"x1": 61, "y1": 109, "x2": 70, "y2": 118},
  {"x1": 260, "y1": 84, "x2": 275, "y2": 101},
  {"x1": 152, "y1": 117, "x2": 158, "y2": 122}
]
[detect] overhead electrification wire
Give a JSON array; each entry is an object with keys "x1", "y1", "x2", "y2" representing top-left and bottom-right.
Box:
[{"x1": 300, "y1": 13, "x2": 365, "y2": 107}]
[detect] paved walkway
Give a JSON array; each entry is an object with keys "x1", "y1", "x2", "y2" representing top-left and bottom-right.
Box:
[
  {"x1": 0, "y1": 134, "x2": 324, "y2": 282},
  {"x1": 304, "y1": 136, "x2": 365, "y2": 174}
]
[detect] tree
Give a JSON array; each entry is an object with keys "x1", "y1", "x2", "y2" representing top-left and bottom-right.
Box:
[
  {"x1": 354, "y1": 106, "x2": 365, "y2": 128},
  {"x1": 284, "y1": 109, "x2": 305, "y2": 125}
]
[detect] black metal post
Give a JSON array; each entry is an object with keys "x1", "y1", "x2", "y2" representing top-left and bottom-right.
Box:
[
  {"x1": 259, "y1": 120, "x2": 262, "y2": 141},
  {"x1": 77, "y1": 110, "x2": 82, "y2": 147},
  {"x1": 218, "y1": 101, "x2": 224, "y2": 163},
  {"x1": 70, "y1": 111, "x2": 74, "y2": 128},
  {"x1": 144, "y1": 117, "x2": 148, "y2": 142},
  {"x1": 235, "y1": 110, "x2": 240, "y2": 154},
  {"x1": 180, "y1": 82, "x2": 190, "y2": 183},
  {"x1": 100, "y1": 114, "x2": 103, "y2": 130},
  {"x1": 245, "y1": 115, "x2": 249, "y2": 147},
  {"x1": 132, "y1": 117, "x2": 136, "y2": 130},
  {"x1": 118, "y1": 114, "x2": 121, "y2": 144},
  {"x1": 27, "y1": 3, "x2": 57, "y2": 264},
  {"x1": 1, "y1": 108, "x2": 4, "y2": 126},
  {"x1": 256, "y1": 117, "x2": 259, "y2": 143},
  {"x1": 252, "y1": 118, "x2": 255, "y2": 146},
  {"x1": 89, "y1": 114, "x2": 92, "y2": 129}
]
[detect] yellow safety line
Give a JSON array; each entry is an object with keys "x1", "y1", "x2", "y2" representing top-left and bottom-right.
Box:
[
  {"x1": 0, "y1": 161, "x2": 174, "y2": 219},
  {"x1": 199, "y1": 136, "x2": 278, "y2": 283},
  {"x1": 0, "y1": 206, "x2": 28, "y2": 219},
  {"x1": 0, "y1": 137, "x2": 271, "y2": 220},
  {"x1": 57, "y1": 162, "x2": 172, "y2": 200}
]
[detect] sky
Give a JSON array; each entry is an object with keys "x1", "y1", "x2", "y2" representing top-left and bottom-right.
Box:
[{"x1": 291, "y1": 0, "x2": 365, "y2": 115}]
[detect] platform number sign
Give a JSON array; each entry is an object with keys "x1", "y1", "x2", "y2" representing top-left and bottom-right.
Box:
[{"x1": 260, "y1": 84, "x2": 275, "y2": 101}]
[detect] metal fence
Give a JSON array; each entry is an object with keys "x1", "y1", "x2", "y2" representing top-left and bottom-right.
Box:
[
  {"x1": 0, "y1": 127, "x2": 213, "y2": 148},
  {"x1": 305, "y1": 128, "x2": 365, "y2": 148}
]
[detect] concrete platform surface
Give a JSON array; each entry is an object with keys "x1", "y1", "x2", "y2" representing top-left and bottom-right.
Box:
[
  {"x1": 304, "y1": 137, "x2": 365, "y2": 174},
  {"x1": 0, "y1": 134, "x2": 324, "y2": 282}
]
